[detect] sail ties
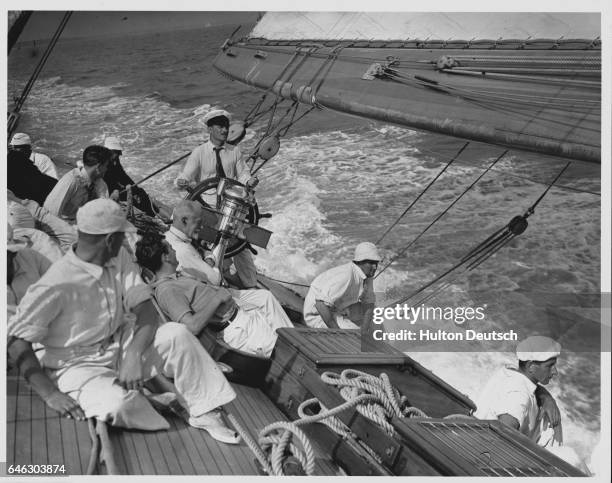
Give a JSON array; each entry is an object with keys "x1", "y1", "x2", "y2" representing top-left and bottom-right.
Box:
[
  {"x1": 376, "y1": 147, "x2": 508, "y2": 279},
  {"x1": 388, "y1": 161, "x2": 571, "y2": 308}
]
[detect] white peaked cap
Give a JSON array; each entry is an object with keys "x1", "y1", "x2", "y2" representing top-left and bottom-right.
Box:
[
  {"x1": 353, "y1": 242, "x2": 381, "y2": 262},
  {"x1": 203, "y1": 109, "x2": 231, "y2": 125},
  {"x1": 516, "y1": 336, "x2": 562, "y2": 362},
  {"x1": 10, "y1": 133, "x2": 32, "y2": 146},
  {"x1": 77, "y1": 199, "x2": 136, "y2": 235}
]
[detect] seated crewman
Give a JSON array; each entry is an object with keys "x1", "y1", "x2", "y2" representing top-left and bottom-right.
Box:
[
  {"x1": 136, "y1": 232, "x2": 293, "y2": 358},
  {"x1": 8, "y1": 199, "x2": 240, "y2": 444},
  {"x1": 165, "y1": 200, "x2": 291, "y2": 326}
]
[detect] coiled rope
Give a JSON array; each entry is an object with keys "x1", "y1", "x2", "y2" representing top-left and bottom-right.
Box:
[
  {"x1": 227, "y1": 412, "x2": 316, "y2": 475},
  {"x1": 321, "y1": 369, "x2": 427, "y2": 436},
  {"x1": 229, "y1": 369, "x2": 472, "y2": 474}
]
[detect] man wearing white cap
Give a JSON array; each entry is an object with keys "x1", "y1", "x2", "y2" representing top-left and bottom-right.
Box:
[
  {"x1": 102, "y1": 136, "x2": 166, "y2": 218},
  {"x1": 474, "y1": 335, "x2": 563, "y2": 445},
  {"x1": 175, "y1": 109, "x2": 258, "y2": 192},
  {"x1": 8, "y1": 199, "x2": 240, "y2": 442},
  {"x1": 10, "y1": 132, "x2": 59, "y2": 179},
  {"x1": 175, "y1": 109, "x2": 259, "y2": 288},
  {"x1": 303, "y1": 242, "x2": 381, "y2": 329}
]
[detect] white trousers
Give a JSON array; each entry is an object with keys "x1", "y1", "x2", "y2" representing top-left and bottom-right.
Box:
[
  {"x1": 52, "y1": 322, "x2": 236, "y2": 431},
  {"x1": 224, "y1": 289, "x2": 293, "y2": 357}
]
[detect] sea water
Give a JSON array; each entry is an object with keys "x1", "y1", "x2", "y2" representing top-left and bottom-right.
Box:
[{"x1": 8, "y1": 24, "x2": 602, "y2": 465}]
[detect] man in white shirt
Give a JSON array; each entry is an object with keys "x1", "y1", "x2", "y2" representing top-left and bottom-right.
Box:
[
  {"x1": 10, "y1": 132, "x2": 59, "y2": 179},
  {"x1": 303, "y1": 242, "x2": 380, "y2": 329},
  {"x1": 175, "y1": 109, "x2": 258, "y2": 288},
  {"x1": 43, "y1": 145, "x2": 111, "y2": 222},
  {"x1": 166, "y1": 200, "x2": 291, "y2": 331},
  {"x1": 474, "y1": 335, "x2": 562, "y2": 445},
  {"x1": 136, "y1": 233, "x2": 293, "y2": 357},
  {"x1": 8, "y1": 199, "x2": 239, "y2": 443}
]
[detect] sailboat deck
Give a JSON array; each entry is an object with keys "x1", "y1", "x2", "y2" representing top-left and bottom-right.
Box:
[
  {"x1": 106, "y1": 382, "x2": 339, "y2": 475},
  {"x1": 6, "y1": 369, "x2": 95, "y2": 475}
]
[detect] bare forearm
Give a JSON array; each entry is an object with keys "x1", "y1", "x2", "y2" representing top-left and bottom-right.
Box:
[
  {"x1": 128, "y1": 300, "x2": 161, "y2": 355},
  {"x1": 182, "y1": 294, "x2": 229, "y2": 334},
  {"x1": 8, "y1": 338, "x2": 57, "y2": 400},
  {"x1": 315, "y1": 301, "x2": 339, "y2": 329}
]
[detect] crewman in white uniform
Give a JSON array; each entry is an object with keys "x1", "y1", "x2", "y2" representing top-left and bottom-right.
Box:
[
  {"x1": 474, "y1": 335, "x2": 563, "y2": 444},
  {"x1": 303, "y1": 242, "x2": 380, "y2": 329},
  {"x1": 174, "y1": 109, "x2": 258, "y2": 288}
]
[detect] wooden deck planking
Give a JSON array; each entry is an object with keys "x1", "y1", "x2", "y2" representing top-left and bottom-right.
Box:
[
  {"x1": 57, "y1": 415, "x2": 84, "y2": 474},
  {"x1": 31, "y1": 389, "x2": 48, "y2": 465},
  {"x1": 7, "y1": 369, "x2": 93, "y2": 475},
  {"x1": 142, "y1": 431, "x2": 172, "y2": 475},
  {"x1": 165, "y1": 416, "x2": 212, "y2": 475},
  {"x1": 6, "y1": 375, "x2": 18, "y2": 465},
  {"x1": 154, "y1": 424, "x2": 191, "y2": 475},
  {"x1": 188, "y1": 417, "x2": 238, "y2": 474},
  {"x1": 127, "y1": 430, "x2": 158, "y2": 474},
  {"x1": 44, "y1": 404, "x2": 64, "y2": 469},
  {"x1": 13, "y1": 374, "x2": 32, "y2": 465},
  {"x1": 115, "y1": 431, "x2": 142, "y2": 474},
  {"x1": 102, "y1": 382, "x2": 339, "y2": 475}
]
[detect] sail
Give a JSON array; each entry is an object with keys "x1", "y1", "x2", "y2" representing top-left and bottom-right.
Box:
[
  {"x1": 213, "y1": 12, "x2": 601, "y2": 163},
  {"x1": 250, "y1": 12, "x2": 599, "y2": 42},
  {"x1": 8, "y1": 11, "x2": 32, "y2": 54}
]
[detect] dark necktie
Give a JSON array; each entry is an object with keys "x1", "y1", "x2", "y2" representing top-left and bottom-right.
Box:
[{"x1": 213, "y1": 147, "x2": 226, "y2": 178}]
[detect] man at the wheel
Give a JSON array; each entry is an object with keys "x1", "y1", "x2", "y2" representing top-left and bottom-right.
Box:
[{"x1": 174, "y1": 109, "x2": 259, "y2": 288}]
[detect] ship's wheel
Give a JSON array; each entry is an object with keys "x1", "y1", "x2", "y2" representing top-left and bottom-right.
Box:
[{"x1": 185, "y1": 176, "x2": 261, "y2": 258}]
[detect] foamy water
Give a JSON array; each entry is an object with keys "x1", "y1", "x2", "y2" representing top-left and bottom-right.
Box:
[{"x1": 8, "y1": 27, "x2": 602, "y2": 466}]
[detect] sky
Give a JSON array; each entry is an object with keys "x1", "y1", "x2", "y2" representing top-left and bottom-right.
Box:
[{"x1": 13, "y1": 11, "x2": 260, "y2": 41}]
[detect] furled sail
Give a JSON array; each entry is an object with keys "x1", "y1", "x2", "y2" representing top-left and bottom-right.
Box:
[
  {"x1": 8, "y1": 11, "x2": 32, "y2": 54},
  {"x1": 213, "y1": 12, "x2": 601, "y2": 163}
]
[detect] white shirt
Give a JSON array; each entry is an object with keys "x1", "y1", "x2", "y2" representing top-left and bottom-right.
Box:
[
  {"x1": 164, "y1": 226, "x2": 222, "y2": 286},
  {"x1": 175, "y1": 141, "x2": 250, "y2": 187},
  {"x1": 31, "y1": 151, "x2": 58, "y2": 179},
  {"x1": 8, "y1": 247, "x2": 151, "y2": 370},
  {"x1": 474, "y1": 366, "x2": 540, "y2": 441},
  {"x1": 303, "y1": 262, "x2": 370, "y2": 328}
]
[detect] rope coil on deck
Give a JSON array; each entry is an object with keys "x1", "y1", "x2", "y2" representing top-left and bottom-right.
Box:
[
  {"x1": 230, "y1": 369, "x2": 475, "y2": 474},
  {"x1": 321, "y1": 369, "x2": 428, "y2": 436},
  {"x1": 227, "y1": 413, "x2": 316, "y2": 476}
]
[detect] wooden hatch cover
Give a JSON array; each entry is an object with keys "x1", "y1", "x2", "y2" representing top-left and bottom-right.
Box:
[
  {"x1": 392, "y1": 418, "x2": 586, "y2": 476},
  {"x1": 275, "y1": 327, "x2": 406, "y2": 365}
]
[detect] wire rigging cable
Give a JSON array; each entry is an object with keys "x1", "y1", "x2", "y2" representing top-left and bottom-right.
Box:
[
  {"x1": 389, "y1": 162, "x2": 571, "y2": 308},
  {"x1": 9, "y1": 12, "x2": 72, "y2": 138},
  {"x1": 375, "y1": 141, "x2": 470, "y2": 245},
  {"x1": 376, "y1": 149, "x2": 509, "y2": 279}
]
